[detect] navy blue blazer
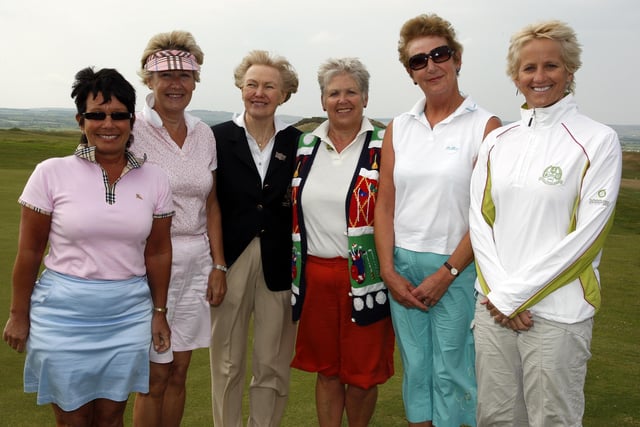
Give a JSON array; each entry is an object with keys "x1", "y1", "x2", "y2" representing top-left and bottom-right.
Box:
[{"x1": 212, "y1": 121, "x2": 301, "y2": 291}]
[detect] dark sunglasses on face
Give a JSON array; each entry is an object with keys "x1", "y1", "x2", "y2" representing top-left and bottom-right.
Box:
[
  {"x1": 82, "y1": 111, "x2": 133, "y2": 121},
  {"x1": 408, "y1": 45, "x2": 454, "y2": 71}
]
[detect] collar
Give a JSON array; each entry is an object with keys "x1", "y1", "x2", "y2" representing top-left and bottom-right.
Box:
[
  {"x1": 519, "y1": 94, "x2": 577, "y2": 129},
  {"x1": 408, "y1": 94, "x2": 478, "y2": 123},
  {"x1": 141, "y1": 93, "x2": 200, "y2": 131},
  {"x1": 74, "y1": 144, "x2": 145, "y2": 170},
  {"x1": 311, "y1": 117, "x2": 374, "y2": 149},
  {"x1": 232, "y1": 110, "x2": 290, "y2": 135}
]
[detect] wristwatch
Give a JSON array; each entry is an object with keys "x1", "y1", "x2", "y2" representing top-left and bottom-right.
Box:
[
  {"x1": 213, "y1": 264, "x2": 228, "y2": 273},
  {"x1": 443, "y1": 261, "x2": 459, "y2": 277}
]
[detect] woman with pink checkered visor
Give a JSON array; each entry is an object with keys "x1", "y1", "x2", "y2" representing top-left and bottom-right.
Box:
[{"x1": 129, "y1": 30, "x2": 227, "y2": 427}]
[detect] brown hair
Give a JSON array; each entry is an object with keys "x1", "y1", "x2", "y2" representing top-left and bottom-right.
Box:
[{"x1": 397, "y1": 14, "x2": 463, "y2": 72}]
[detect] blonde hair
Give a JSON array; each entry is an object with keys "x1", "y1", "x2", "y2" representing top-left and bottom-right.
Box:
[
  {"x1": 397, "y1": 14, "x2": 463, "y2": 71},
  {"x1": 233, "y1": 50, "x2": 299, "y2": 103},
  {"x1": 507, "y1": 20, "x2": 582, "y2": 93},
  {"x1": 138, "y1": 30, "x2": 204, "y2": 84}
]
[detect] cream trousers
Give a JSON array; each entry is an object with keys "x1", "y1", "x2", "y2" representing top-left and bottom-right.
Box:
[{"x1": 210, "y1": 238, "x2": 297, "y2": 427}]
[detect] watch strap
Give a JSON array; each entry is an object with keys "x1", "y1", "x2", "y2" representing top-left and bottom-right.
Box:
[{"x1": 443, "y1": 261, "x2": 459, "y2": 276}]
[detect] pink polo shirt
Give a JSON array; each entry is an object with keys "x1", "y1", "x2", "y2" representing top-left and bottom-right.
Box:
[
  {"x1": 130, "y1": 95, "x2": 217, "y2": 237},
  {"x1": 19, "y1": 153, "x2": 174, "y2": 280}
]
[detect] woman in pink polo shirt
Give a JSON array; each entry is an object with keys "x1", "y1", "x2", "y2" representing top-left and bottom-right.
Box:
[{"x1": 2, "y1": 67, "x2": 174, "y2": 426}]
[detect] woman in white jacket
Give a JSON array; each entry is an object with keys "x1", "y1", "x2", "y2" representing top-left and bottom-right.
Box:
[{"x1": 469, "y1": 20, "x2": 622, "y2": 426}]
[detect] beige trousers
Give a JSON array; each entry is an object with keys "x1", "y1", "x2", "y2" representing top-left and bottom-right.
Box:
[
  {"x1": 210, "y1": 238, "x2": 297, "y2": 427},
  {"x1": 474, "y1": 298, "x2": 593, "y2": 427}
]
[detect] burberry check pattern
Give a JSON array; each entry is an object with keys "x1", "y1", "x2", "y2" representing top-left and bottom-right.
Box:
[
  {"x1": 144, "y1": 49, "x2": 200, "y2": 72},
  {"x1": 73, "y1": 144, "x2": 171, "y2": 218}
]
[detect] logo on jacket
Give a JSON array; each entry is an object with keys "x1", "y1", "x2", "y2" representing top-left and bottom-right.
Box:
[
  {"x1": 589, "y1": 189, "x2": 611, "y2": 206},
  {"x1": 539, "y1": 165, "x2": 563, "y2": 185}
]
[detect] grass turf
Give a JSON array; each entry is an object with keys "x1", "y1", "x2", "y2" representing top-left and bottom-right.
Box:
[{"x1": 0, "y1": 129, "x2": 638, "y2": 426}]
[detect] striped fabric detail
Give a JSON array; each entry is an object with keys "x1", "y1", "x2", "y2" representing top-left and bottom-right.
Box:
[
  {"x1": 74, "y1": 144, "x2": 145, "y2": 205},
  {"x1": 153, "y1": 211, "x2": 174, "y2": 219},
  {"x1": 514, "y1": 213, "x2": 615, "y2": 315},
  {"x1": 476, "y1": 151, "x2": 495, "y2": 296},
  {"x1": 18, "y1": 200, "x2": 51, "y2": 215}
]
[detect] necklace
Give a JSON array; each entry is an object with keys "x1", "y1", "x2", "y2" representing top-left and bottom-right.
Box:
[
  {"x1": 246, "y1": 118, "x2": 274, "y2": 150},
  {"x1": 254, "y1": 134, "x2": 273, "y2": 150}
]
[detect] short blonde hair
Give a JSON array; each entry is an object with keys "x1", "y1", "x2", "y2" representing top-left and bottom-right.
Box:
[
  {"x1": 233, "y1": 50, "x2": 299, "y2": 103},
  {"x1": 507, "y1": 20, "x2": 582, "y2": 93},
  {"x1": 138, "y1": 30, "x2": 204, "y2": 85},
  {"x1": 397, "y1": 14, "x2": 463, "y2": 71}
]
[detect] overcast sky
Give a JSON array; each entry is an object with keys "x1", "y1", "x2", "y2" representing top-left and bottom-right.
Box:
[{"x1": 1, "y1": 0, "x2": 638, "y2": 125}]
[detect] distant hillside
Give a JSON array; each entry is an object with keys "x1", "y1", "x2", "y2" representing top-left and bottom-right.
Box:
[
  {"x1": 0, "y1": 108, "x2": 393, "y2": 133},
  {"x1": 295, "y1": 117, "x2": 388, "y2": 132},
  {"x1": 0, "y1": 108, "x2": 79, "y2": 130},
  {"x1": 0, "y1": 108, "x2": 238, "y2": 130},
  {"x1": 191, "y1": 110, "x2": 305, "y2": 127}
]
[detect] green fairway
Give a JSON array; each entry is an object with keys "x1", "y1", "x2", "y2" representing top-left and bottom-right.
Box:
[{"x1": 0, "y1": 129, "x2": 638, "y2": 426}]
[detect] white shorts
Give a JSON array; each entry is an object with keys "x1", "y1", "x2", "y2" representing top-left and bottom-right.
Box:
[{"x1": 150, "y1": 234, "x2": 212, "y2": 363}]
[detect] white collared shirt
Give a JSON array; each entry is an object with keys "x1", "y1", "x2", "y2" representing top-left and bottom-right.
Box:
[
  {"x1": 392, "y1": 96, "x2": 493, "y2": 253},
  {"x1": 301, "y1": 118, "x2": 374, "y2": 258},
  {"x1": 233, "y1": 112, "x2": 290, "y2": 183}
]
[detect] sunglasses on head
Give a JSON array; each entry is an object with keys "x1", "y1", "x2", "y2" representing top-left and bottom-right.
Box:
[
  {"x1": 82, "y1": 112, "x2": 133, "y2": 121},
  {"x1": 408, "y1": 45, "x2": 454, "y2": 71}
]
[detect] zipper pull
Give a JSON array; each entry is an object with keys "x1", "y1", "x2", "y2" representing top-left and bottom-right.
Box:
[{"x1": 528, "y1": 109, "x2": 535, "y2": 127}]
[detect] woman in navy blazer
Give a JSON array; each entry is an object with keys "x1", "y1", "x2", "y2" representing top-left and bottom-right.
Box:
[{"x1": 209, "y1": 50, "x2": 301, "y2": 427}]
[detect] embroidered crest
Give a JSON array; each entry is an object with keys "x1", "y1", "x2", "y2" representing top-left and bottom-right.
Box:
[{"x1": 539, "y1": 165, "x2": 563, "y2": 185}]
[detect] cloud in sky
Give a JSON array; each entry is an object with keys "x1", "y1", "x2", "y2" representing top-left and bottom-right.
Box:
[{"x1": 1, "y1": 0, "x2": 638, "y2": 124}]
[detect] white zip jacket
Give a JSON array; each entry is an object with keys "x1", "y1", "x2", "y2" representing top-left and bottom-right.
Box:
[{"x1": 469, "y1": 95, "x2": 622, "y2": 323}]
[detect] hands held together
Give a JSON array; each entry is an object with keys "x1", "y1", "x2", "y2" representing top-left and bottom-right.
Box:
[
  {"x1": 480, "y1": 297, "x2": 533, "y2": 331},
  {"x1": 385, "y1": 269, "x2": 450, "y2": 311}
]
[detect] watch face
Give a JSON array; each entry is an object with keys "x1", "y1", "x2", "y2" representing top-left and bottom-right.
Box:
[{"x1": 444, "y1": 261, "x2": 459, "y2": 276}]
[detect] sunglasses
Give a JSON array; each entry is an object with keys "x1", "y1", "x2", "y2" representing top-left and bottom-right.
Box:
[
  {"x1": 82, "y1": 111, "x2": 133, "y2": 121},
  {"x1": 408, "y1": 46, "x2": 454, "y2": 71}
]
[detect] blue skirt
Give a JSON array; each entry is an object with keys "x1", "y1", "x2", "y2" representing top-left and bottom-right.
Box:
[{"x1": 24, "y1": 269, "x2": 152, "y2": 411}]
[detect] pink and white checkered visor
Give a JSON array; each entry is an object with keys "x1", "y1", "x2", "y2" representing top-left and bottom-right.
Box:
[{"x1": 144, "y1": 49, "x2": 200, "y2": 72}]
